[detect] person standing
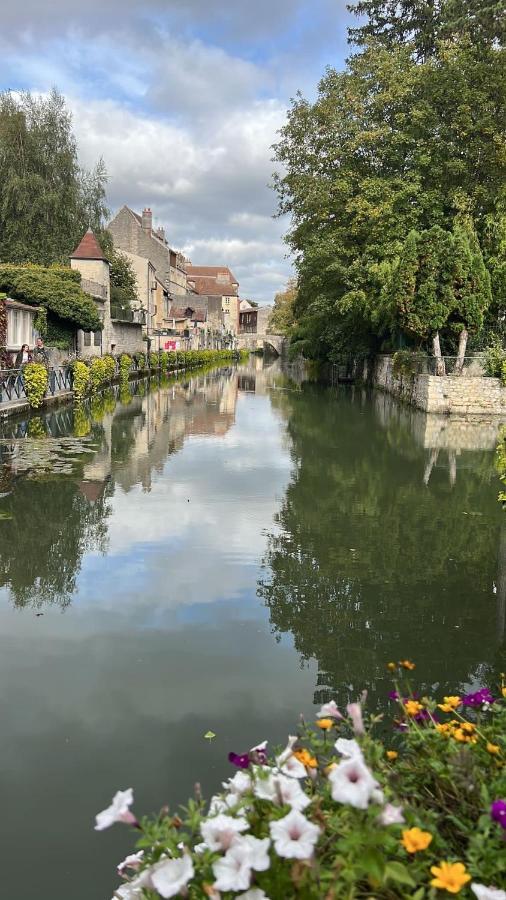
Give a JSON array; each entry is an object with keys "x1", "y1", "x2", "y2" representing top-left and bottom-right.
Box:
[
  {"x1": 32, "y1": 337, "x2": 49, "y2": 365},
  {"x1": 15, "y1": 344, "x2": 32, "y2": 368}
]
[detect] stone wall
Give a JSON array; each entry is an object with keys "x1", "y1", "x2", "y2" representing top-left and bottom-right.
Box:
[
  {"x1": 110, "y1": 321, "x2": 145, "y2": 355},
  {"x1": 363, "y1": 355, "x2": 506, "y2": 416}
]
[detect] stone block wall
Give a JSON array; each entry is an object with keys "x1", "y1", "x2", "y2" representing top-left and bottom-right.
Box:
[
  {"x1": 110, "y1": 321, "x2": 145, "y2": 355},
  {"x1": 365, "y1": 355, "x2": 506, "y2": 416}
]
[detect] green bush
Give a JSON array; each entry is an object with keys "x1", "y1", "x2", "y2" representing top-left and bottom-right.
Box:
[
  {"x1": 484, "y1": 341, "x2": 506, "y2": 378},
  {"x1": 72, "y1": 361, "x2": 90, "y2": 403},
  {"x1": 119, "y1": 354, "x2": 132, "y2": 383},
  {"x1": 149, "y1": 351, "x2": 160, "y2": 369},
  {"x1": 134, "y1": 351, "x2": 146, "y2": 369},
  {"x1": 23, "y1": 363, "x2": 48, "y2": 408},
  {"x1": 392, "y1": 351, "x2": 426, "y2": 380},
  {"x1": 0, "y1": 263, "x2": 101, "y2": 331},
  {"x1": 99, "y1": 664, "x2": 506, "y2": 899}
]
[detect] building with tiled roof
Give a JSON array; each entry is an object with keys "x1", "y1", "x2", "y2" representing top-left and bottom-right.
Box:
[{"x1": 186, "y1": 265, "x2": 240, "y2": 334}]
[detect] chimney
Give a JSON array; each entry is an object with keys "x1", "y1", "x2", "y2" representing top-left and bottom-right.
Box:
[
  {"x1": 156, "y1": 226, "x2": 165, "y2": 243},
  {"x1": 141, "y1": 208, "x2": 152, "y2": 235}
]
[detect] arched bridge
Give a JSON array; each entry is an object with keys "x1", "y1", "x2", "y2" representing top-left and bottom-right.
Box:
[{"x1": 237, "y1": 333, "x2": 286, "y2": 356}]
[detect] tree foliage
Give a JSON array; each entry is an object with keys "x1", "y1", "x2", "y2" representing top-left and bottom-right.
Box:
[
  {"x1": 0, "y1": 263, "x2": 102, "y2": 331},
  {"x1": 273, "y1": 1, "x2": 506, "y2": 361},
  {"x1": 0, "y1": 89, "x2": 108, "y2": 266},
  {"x1": 97, "y1": 230, "x2": 138, "y2": 311},
  {"x1": 268, "y1": 278, "x2": 298, "y2": 335}
]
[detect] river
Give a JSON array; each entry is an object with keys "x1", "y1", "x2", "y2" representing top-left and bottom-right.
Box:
[{"x1": 0, "y1": 359, "x2": 504, "y2": 899}]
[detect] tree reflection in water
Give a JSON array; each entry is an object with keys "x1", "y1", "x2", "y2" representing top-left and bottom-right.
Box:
[{"x1": 258, "y1": 382, "x2": 506, "y2": 713}]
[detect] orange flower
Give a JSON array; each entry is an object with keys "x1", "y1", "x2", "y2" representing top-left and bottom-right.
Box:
[
  {"x1": 438, "y1": 696, "x2": 461, "y2": 713},
  {"x1": 404, "y1": 700, "x2": 423, "y2": 716},
  {"x1": 316, "y1": 718, "x2": 334, "y2": 731},
  {"x1": 293, "y1": 748, "x2": 318, "y2": 768},
  {"x1": 387, "y1": 662, "x2": 397, "y2": 671},
  {"x1": 487, "y1": 742, "x2": 500, "y2": 755},
  {"x1": 430, "y1": 862, "x2": 471, "y2": 894},
  {"x1": 401, "y1": 827, "x2": 433, "y2": 853},
  {"x1": 386, "y1": 750, "x2": 398, "y2": 761},
  {"x1": 399, "y1": 659, "x2": 416, "y2": 670}
]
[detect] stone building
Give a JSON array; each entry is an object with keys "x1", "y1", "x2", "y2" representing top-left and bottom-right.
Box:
[
  {"x1": 108, "y1": 206, "x2": 188, "y2": 298},
  {"x1": 186, "y1": 265, "x2": 240, "y2": 335}
]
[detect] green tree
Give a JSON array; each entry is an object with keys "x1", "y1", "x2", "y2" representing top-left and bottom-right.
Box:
[
  {"x1": 0, "y1": 264, "x2": 102, "y2": 332},
  {"x1": 97, "y1": 230, "x2": 138, "y2": 313},
  {"x1": 0, "y1": 89, "x2": 108, "y2": 266},
  {"x1": 450, "y1": 217, "x2": 492, "y2": 369},
  {"x1": 268, "y1": 278, "x2": 297, "y2": 335},
  {"x1": 273, "y1": 12, "x2": 505, "y2": 361}
]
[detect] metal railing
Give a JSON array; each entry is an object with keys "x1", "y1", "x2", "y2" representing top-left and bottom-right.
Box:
[{"x1": 0, "y1": 366, "x2": 73, "y2": 405}]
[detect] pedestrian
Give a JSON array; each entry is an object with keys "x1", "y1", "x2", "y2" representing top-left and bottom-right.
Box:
[
  {"x1": 15, "y1": 344, "x2": 32, "y2": 368},
  {"x1": 32, "y1": 337, "x2": 50, "y2": 365}
]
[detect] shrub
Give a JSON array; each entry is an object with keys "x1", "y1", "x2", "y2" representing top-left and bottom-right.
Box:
[
  {"x1": 72, "y1": 361, "x2": 90, "y2": 403},
  {"x1": 392, "y1": 350, "x2": 426, "y2": 380},
  {"x1": 0, "y1": 263, "x2": 102, "y2": 331},
  {"x1": 149, "y1": 351, "x2": 160, "y2": 369},
  {"x1": 119, "y1": 354, "x2": 132, "y2": 383},
  {"x1": 99, "y1": 664, "x2": 506, "y2": 899},
  {"x1": 89, "y1": 356, "x2": 116, "y2": 394},
  {"x1": 23, "y1": 363, "x2": 48, "y2": 408},
  {"x1": 160, "y1": 351, "x2": 168, "y2": 370},
  {"x1": 134, "y1": 351, "x2": 146, "y2": 369},
  {"x1": 484, "y1": 341, "x2": 506, "y2": 378}
]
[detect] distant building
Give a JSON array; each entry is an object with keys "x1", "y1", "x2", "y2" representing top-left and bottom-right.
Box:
[
  {"x1": 108, "y1": 206, "x2": 188, "y2": 299},
  {"x1": 186, "y1": 265, "x2": 240, "y2": 335},
  {"x1": 239, "y1": 299, "x2": 258, "y2": 334}
]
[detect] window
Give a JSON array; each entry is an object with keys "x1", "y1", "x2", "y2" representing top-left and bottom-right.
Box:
[
  {"x1": 83, "y1": 331, "x2": 91, "y2": 346},
  {"x1": 94, "y1": 331, "x2": 101, "y2": 347},
  {"x1": 7, "y1": 306, "x2": 36, "y2": 348}
]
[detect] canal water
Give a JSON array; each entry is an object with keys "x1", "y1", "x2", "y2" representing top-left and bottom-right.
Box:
[{"x1": 0, "y1": 359, "x2": 504, "y2": 899}]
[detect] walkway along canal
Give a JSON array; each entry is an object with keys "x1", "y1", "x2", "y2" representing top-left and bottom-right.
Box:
[{"x1": 0, "y1": 359, "x2": 504, "y2": 899}]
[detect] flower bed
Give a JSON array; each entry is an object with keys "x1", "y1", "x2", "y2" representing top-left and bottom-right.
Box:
[{"x1": 97, "y1": 662, "x2": 506, "y2": 899}]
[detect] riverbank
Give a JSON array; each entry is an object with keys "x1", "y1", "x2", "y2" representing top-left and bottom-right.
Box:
[
  {"x1": 0, "y1": 349, "x2": 247, "y2": 420},
  {"x1": 349, "y1": 355, "x2": 506, "y2": 417}
]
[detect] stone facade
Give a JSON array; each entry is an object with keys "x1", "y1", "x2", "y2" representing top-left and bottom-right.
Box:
[
  {"x1": 110, "y1": 321, "x2": 145, "y2": 355},
  {"x1": 108, "y1": 206, "x2": 188, "y2": 297},
  {"x1": 363, "y1": 355, "x2": 506, "y2": 416},
  {"x1": 70, "y1": 230, "x2": 112, "y2": 358}
]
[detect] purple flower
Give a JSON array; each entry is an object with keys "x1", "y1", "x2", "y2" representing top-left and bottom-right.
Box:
[
  {"x1": 413, "y1": 709, "x2": 432, "y2": 723},
  {"x1": 228, "y1": 752, "x2": 250, "y2": 769},
  {"x1": 491, "y1": 800, "x2": 506, "y2": 830},
  {"x1": 388, "y1": 691, "x2": 400, "y2": 701},
  {"x1": 462, "y1": 688, "x2": 494, "y2": 707}
]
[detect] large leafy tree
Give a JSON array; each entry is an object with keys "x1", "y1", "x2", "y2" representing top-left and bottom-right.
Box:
[
  {"x1": 0, "y1": 89, "x2": 108, "y2": 266},
  {"x1": 268, "y1": 278, "x2": 298, "y2": 335},
  {"x1": 273, "y1": 4, "x2": 506, "y2": 360},
  {"x1": 97, "y1": 231, "x2": 138, "y2": 313}
]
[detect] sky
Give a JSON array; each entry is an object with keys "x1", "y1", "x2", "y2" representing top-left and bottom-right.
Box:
[{"x1": 0, "y1": 0, "x2": 352, "y2": 303}]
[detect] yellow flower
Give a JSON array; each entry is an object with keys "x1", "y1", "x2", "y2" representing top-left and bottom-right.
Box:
[
  {"x1": 438, "y1": 696, "x2": 462, "y2": 712},
  {"x1": 399, "y1": 659, "x2": 416, "y2": 670},
  {"x1": 387, "y1": 662, "x2": 397, "y2": 671},
  {"x1": 453, "y1": 728, "x2": 466, "y2": 742},
  {"x1": 461, "y1": 722, "x2": 475, "y2": 734},
  {"x1": 386, "y1": 750, "x2": 398, "y2": 761},
  {"x1": 430, "y1": 862, "x2": 471, "y2": 894},
  {"x1": 401, "y1": 828, "x2": 433, "y2": 853},
  {"x1": 404, "y1": 700, "x2": 423, "y2": 716},
  {"x1": 293, "y1": 748, "x2": 318, "y2": 768},
  {"x1": 316, "y1": 718, "x2": 334, "y2": 731},
  {"x1": 487, "y1": 742, "x2": 500, "y2": 755},
  {"x1": 502, "y1": 686, "x2": 506, "y2": 698},
  {"x1": 436, "y1": 723, "x2": 451, "y2": 736}
]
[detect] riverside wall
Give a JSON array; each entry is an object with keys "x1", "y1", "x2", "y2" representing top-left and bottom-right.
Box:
[{"x1": 360, "y1": 355, "x2": 506, "y2": 416}]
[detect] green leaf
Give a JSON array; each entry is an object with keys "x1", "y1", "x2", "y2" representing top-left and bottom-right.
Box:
[
  {"x1": 204, "y1": 730, "x2": 216, "y2": 741},
  {"x1": 385, "y1": 861, "x2": 416, "y2": 887}
]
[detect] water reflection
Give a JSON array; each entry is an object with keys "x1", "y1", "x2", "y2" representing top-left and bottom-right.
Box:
[{"x1": 259, "y1": 381, "x2": 506, "y2": 710}]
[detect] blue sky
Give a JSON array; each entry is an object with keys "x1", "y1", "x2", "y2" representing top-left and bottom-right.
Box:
[{"x1": 0, "y1": 1, "x2": 352, "y2": 302}]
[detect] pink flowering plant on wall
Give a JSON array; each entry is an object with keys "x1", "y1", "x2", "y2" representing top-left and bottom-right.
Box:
[{"x1": 97, "y1": 662, "x2": 506, "y2": 899}]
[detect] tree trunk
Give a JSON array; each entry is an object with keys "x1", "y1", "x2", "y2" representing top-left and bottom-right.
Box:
[
  {"x1": 432, "y1": 331, "x2": 446, "y2": 376},
  {"x1": 454, "y1": 328, "x2": 468, "y2": 375}
]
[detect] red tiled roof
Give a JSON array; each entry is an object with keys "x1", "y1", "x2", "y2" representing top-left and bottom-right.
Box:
[
  {"x1": 186, "y1": 275, "x2": 238, "y2": 297},
  {"x1": 186, "y1": 265, "x2": 237, "y2": 280},
  {"x1": 71, "y1": 229, "x2": 106, "y2": 261}
]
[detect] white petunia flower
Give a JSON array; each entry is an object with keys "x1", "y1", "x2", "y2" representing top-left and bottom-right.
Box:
[
  {"x1": 212, "y1": 835, "x2": 270, "y2": 893},
  {"x1": 95, "y1": 789, "x2": 137, "y2": 831},
  {"x1": 117, "y1": 851, "x2": 144, "y2": 875},
  {"x1": 328, "y1": 757, "x2": 378, "y2": 809},
  {"x1": 378, "y1": 803, "x2": 405, "y2": 825},
  {"x1": 334, "y1": 738, "x2": 363, "y2": 760},
  {"x1": 276, "y1": 737, "x2": 307, "y2": 779},
  {"x1": 316, "y1": 700, "x2": 343, "y2": 719},
  {"x1": 111, "y1": 868, "x2": 153, "y2": 899},
  {"x1": 471, "y1": 886, "x2": 506, "y2": 900},
  {"x1": 371, "y1": 788, "x2": 385, "y2": 805},
  {"x1": 225, "y1": 770, "x2": 252, "y2": 797},
  {"x1": 237, "y1": 890, "x2": 271, "y2": 900},
  {"x1": 254, "y1": 771, "x2": 310, "y2": 810},
  {"x1": 201, "y1": 813, "x2": 249, "y2": 851},
  {"x1": 269, "y1": 809, "x2": 320, "y2": 860},
  {"x1": 150, "y1": 853, "x2": 194, "y2": 899}
]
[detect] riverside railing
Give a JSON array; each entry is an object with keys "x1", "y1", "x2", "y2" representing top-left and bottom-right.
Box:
[{"x1": 0, "y1": 366, "x2": 73, "y2": 405}]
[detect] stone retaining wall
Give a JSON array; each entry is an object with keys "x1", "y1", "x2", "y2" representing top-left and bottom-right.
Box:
[{"x1": 362, "y1": 355, "x2": 506, "y2": 416}]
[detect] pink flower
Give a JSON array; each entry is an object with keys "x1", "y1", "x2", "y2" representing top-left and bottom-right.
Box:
[
  {"x1": 117, "y1": 851, "x2": 144, "y2": 875},
  {"x1": 316, "y1": 700, "x2": 343, "y2": 719},
  {"x1": 201, "y1": 813, "x2": 249, "y2": 851},
  {"x1": 212, "y1": 835, "x2": 270, "y2": 892},
  {"x1": 95, "y1": 789, "x2": 137, "y2": 831},
  {"x1": 346, "y1": 702, "x2": 365, "y2": 736},
  {"x1": 378, "y1": 804, "x2": 405, "y2": 826}
]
